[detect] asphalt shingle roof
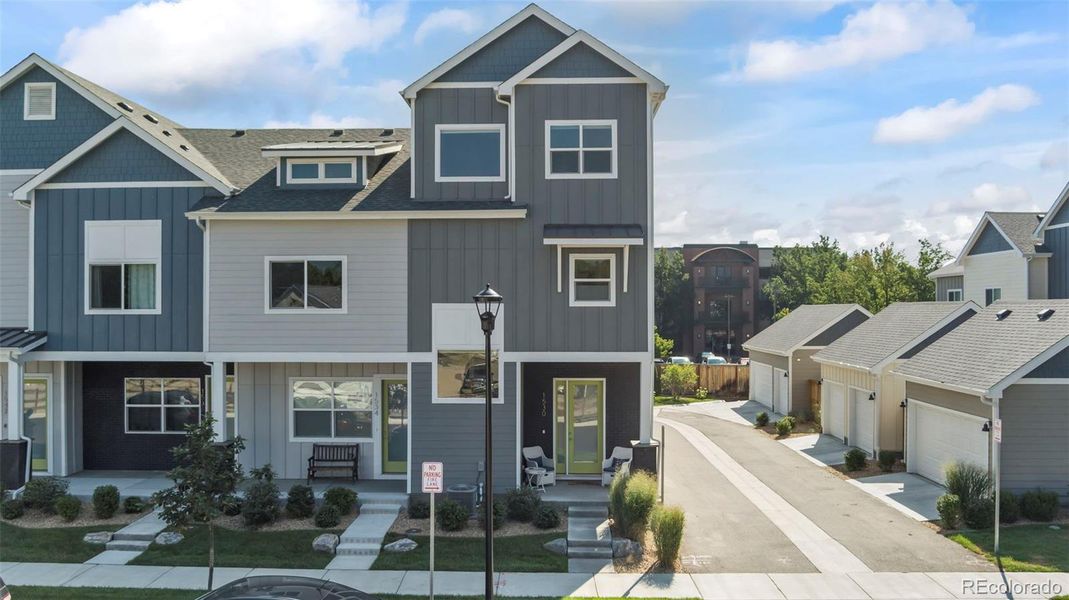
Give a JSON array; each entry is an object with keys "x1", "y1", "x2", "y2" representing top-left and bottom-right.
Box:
[
  {"x1": 986, "y1": 212, "x2": 1046, "y2": 256},
  {"x1": 893, "y1": 300, "x2": 1069, "y2": 394},
  {"x1": 813, "y1": 302, "x2": 975, "y2": 371},
  {"x1": 743, "y1": 304, "x2": 864, "y2": 356}
]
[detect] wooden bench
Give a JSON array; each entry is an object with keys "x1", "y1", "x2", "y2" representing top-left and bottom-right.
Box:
[{"x1": 307, "y1": 443, "x2": 359, "y2": 484}]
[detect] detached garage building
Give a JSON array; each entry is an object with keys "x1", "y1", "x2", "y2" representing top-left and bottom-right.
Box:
[
  {"x1": 893, "y1": 300, "x2": 1069, "y2": 497},
  {"x1": 743, "y1": 304, "x2": 870, "y2": 416},
  {"x1": 812, "y1": 301, "x2": 978, "y2": 456}
]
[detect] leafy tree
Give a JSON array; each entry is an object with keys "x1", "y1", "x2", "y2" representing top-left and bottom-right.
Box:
[
  {"x1": 154, "y1": 417, "x2": 245, "y2": 591},
  {"x1": 909, "y1": 239, "x2": 953, "y2": 301},
  {"x1": 654, "y1": 248, "x2": 690, "y2": 348},
  {"x1": 763, "y1": 236, "x2": 847, "y2": 314},
  {"x1": 654, "y1": 327, "x2": 674, "y2": 358},
  {"x1": 660, "y1": 364, "x2": 697, "y2": 399}
]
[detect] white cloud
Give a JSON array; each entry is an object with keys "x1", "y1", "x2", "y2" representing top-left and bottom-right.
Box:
[
  {"x1": 262, "y1": 112, "x2": 378, "y2": 129},
  {"x1": 59, "y1": 0, "x2": 407, "y2": 97},
  {"x1": 740, "y1": 1, "x2": 973, "y2": 82},
  {"x1": 873, "y1": 84, "x2": 1039, "y2": 144},
  {"x1": 414, "y1": 8, "x2": 481, "y2": 45},
  {"x1": 1040, "y1": 140, "x2": 1068, "y2": 171}
]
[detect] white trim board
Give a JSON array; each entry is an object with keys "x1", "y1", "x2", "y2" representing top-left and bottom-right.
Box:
[
  {"x1": 518, "y1": 77, "x2": 644, "y2": 86},
  {"x1": 23, "y1": 82, "x2": 56, "y2": 120},
  {"x1": 37, "y1": 181, "x2": 212, "y2": 190},
  {"x1": 0, "y1": 54, "x2": 122, "y2": 119},
  {"x1": 1032, "y1": 180, "x2": 1069, "y2": 238},
  {"x1": 433, "y1": 123, "x2": 507, "y2": 183},
  {"x1": 186, "y1": 209, "x2": 528, "y2": 221},
  {"x1": 956, "y1": 213, "x2": 1027, "y2": 261}
]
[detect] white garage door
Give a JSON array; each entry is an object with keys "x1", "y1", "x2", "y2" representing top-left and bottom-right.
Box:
[
  {"x1": 909, "y1": 400, "x2": 989, "y2": 485},
  {"x1": 823, "y1": 382, "x2": 845, "y2": 439},
  {"x1": 752, "y1": 362, "x2": 773, "y2": 409},
  {"x1": 850, "y1": 388, "x2": 874, "y2": 455},
  {"x1": 774, "y1": 368, "x2": 789, "y2": 415}
]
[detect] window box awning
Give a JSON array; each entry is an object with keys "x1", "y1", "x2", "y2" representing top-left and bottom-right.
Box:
[
  {"x1": 542, "y1": 224, "x2": 645, "y2": 294},
  {"x1": 0, "y1": 328, "x2": 47, "y2": 353}
]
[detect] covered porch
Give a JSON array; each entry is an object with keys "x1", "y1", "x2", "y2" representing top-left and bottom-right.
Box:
[{"x1": 538, "y1": 479, "x2": 608, "y2": 507}]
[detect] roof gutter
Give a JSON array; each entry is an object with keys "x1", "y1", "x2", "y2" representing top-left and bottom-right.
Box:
[{"x1": 494, "y1": 90, "x2": 514, "y2": 201}]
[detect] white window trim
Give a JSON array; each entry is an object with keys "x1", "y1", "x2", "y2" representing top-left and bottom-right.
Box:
[
  {"x1": 285, "y1": 158, "x2": 358, "y2": 184},
  {"x1": 946, "y1": 288, "x2": 963, "y2": 302},
  {"x1": 24, "y1": 82, "x2": 56, "y2": 120},
  {"x1": 570, "y1": 253, "x2": 616, "y2": 307},
  {"x1": 264, "y1": 256, "x2": 348, "y2": 314},
  {"x1": 984, "y1": 287, "x2": 1002, "y2": 306},
  {"x1": 84, "y1": 220, "x2": 163, "y2": 316},
  {"x1": 123, "y1": 377, "x2": 202, "y2": 435},
  {"x1": 434, "y1": 123, "x2": 507, "y2": 183},
  {"x1": 433, "y1": 349, "x2": 505, "y2": 404},
  {"x1": 206, "y1": 374, "x2": 237, "y2": 438},
  {"x1": 288, "y1": 376, "x2": 374, "y2": 443},
  {"x1": 545, "y1": 119, "x2": 617, "y2": 180}
]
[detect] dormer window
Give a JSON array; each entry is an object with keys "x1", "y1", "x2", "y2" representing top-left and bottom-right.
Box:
[
  {"x1": 286, "y1": 158, "x2": 358, "y2": 184},
  {"x1": 24, "y1": 82, "x2": 56, "y2": 120}
]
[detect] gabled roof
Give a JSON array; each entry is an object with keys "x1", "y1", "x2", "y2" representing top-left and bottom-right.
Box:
[
  {"x1": 957, "y1": 211, "x2": 1046, "y2": 260},
  {"x1": 742, "y1": 304, "x2": 869, "y2": 357},
  {"x1": 813, "y1": 301, "x2": 978, "y2": 373},
  {"x1": 893, "y1": 300, "x2": 1069, "y2": 397},
  {"x1": 927, "y1": 262, "x2": 964, "y2": 280},
  {"x1": 1033, "y1": 180, "x2": 1069, "y2": 238}
]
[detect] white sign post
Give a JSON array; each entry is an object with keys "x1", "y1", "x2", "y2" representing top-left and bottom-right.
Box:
[
  {"x1": 422, "y1": 462, "x2": 443, "y2": 600},
  {"x1": 992, "y1": 418, "x2": 1002, "y2": 443}
]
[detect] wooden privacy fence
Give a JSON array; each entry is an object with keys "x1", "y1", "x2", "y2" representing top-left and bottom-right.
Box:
[{"x1": 655, "y1": 364, "x2": 749, "y2": 398}]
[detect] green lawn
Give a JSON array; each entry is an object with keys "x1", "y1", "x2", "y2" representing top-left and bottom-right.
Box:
[
  {"x1": 0, "y1": 522, "x2": 108, "y2": 563},
  {"x1": 371, "y1": 532, "x2": 567, "y2": 572},
  {"x1": 129, "y1": 525, "x2": 341, "y2": 569},
  {"x1": 947, "y1": 524, "x2": 1068, "y2": 572},
  {"x1": 654, "y1": 395, "x2": 716, "y2": 406},
  {"x1": 10, "y1": 590, "x2": 696, "y2": 600}
]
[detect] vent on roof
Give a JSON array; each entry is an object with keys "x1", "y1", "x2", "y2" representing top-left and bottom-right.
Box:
[
  {"x1": 162, "y1": 130, "x2": 172, "y2": 137},
  {"x1": 232, "y1": 130, "x2": 246, "y2": 137},
  {"x1": 179, "y1": 144, "x2": 189, "y2": 151},
  {"x1": 143, "y1": 114, "x2": 159, "y2": 124},
  {"x1": 117, "y1": 101, "x2": 134, "y2": 112},
  {"x1": 995, "y1": 309, "x2": 1012, "y2": 321},
  {"x1": 1037, "y1": 308, "x2": 1055, "y2": 321},
  {"x1": 380, "y1": 129, "x2": 394, "y2": 136},
  {"x1": 330, "y1": 129, "x2": 343, "y2": 137}
]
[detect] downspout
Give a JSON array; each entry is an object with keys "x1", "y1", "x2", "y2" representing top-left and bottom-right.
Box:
[
  {"x1": 979, "y1": 394, "x2": 1001, "y2": 554},
  {"x1": 493, "y1": 91, "x2": 513, "y2": 201}
]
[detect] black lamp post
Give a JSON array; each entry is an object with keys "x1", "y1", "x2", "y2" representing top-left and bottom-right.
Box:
[{"x1": 472, "y1": 283, "x2": 502, "y2": 600}]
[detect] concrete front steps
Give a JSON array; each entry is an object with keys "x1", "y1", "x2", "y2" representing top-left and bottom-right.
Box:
[
  {"x1": 333, "y1": 501, "x2": 403, "y2": 560},
  {"x1": 566, "y1": 505, "x2": 612, "y2": 562},
  {"x1": 104, "y1": 511, "x2": 168, "y2": 552}
]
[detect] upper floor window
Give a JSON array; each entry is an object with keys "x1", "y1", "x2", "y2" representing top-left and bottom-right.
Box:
[
  {"x1": 85, "y1": 220, "x2": 162, "y2": 315},
  {"x1": 570, "y1": 253, "x2": 615, "y2": 307},
  {"x1": 24, "y1": 82, "x2": 56, "y2": 120},
  {"x1": 546, "y1": 120, "x2": 616, "y2": 179},
  {"x1": 985, "y1": 288, "x2": 1001, "y2": 306},
  {"x1": 435, "y1": 124, "x2": 506, "y2": 182},
  {"x1": 266, "y1": 257, "x2": 346, "y2": 313},
  {"x1": 947, "y1": 289, "x2": 963, "y2": 302},
  {"x1": 286, "y1": 158, "x2": 358, "y2": 184}
]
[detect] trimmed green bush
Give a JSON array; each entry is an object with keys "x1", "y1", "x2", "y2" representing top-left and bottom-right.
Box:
[
  {"x1": 407, "y1": 499, "x2": 431, "y2": 519},
  {"x1": 755, "y1": 412, "x2": 770, "y2": 427},
  {"x1": 314, "y1": 504, "x2": 341, "y2": 528},
  {"x1": 533, "y1": 504, "x2": 560, "y2": 529},
  {"x1": 844, "y1": 448, "x2": 867, "y2": 472},
  {"x1": 123, "y1": 496, "x2": 146, "y2": 514},
  {"x1": 242, "y1": 465, "x2": 281, "y2": 527},
  {"x1": 877, "y1": 451, "x2": 897, "y2": 472},
  {"x1": 1, "y1": 499, "x2": 24, "y2": 520},
  {"x1": 999, "y1": 491, "x2": 1020, "y2": 524},
  {"x1": 1020, "y1": 490, "x2": 1059, "y2": 522},
  {"x1": 285, "y1": 484, "x2": 316, "y2": 519},
  {"x1": 621, "y1": 470, "x2": 658, "y2": 540},
  {"x1": 22, "y1": 477, "x2": 69, "y2": 514},
  {"x1": 775, "y1": 416, "x2": 796, "y2": 436},
  {"x1": 92, "y1": 485, "x2": 120, "y2": 519},
  {"x1": 661, "y1": 363, "x2": 697, "y2": 399},
  {"x1": 936, "y1": 493, "x2": 961, "y2": 529},
  {"x1": 650, "y1": 504, "x2": 685, "y2": 568},
  {"x1": 504, "y1": 486, "x2": 542, "y2": 522},
  {"x1": 694, "y1": 387, "x2": 709, "y2": 400},
  {"x1": 436, "y1": 499, "x2": 470, "y2": 532},
  {"x1": 945, "y1": 462, "x2": 992, "y2": 510},
  {"x1": 55, "y1": 494, "x2": 82, "y2": 522},
  {"x1": 478, "y1": 498, "x2": 506, "y2": 531},
  {"x1": 963, "y1": 497, "x2": 994, "y2": 530},
  {"x1": 324, "y1": 487, "x2": 358, "y2": 516},
  {"x1": 608, "y1": 468, "x2": 631, "y2": 528}
]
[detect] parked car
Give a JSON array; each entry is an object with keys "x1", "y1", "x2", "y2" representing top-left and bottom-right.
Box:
[
  {"x1": 667, "y1": 356, "x2": 693, "y2": 364},
  {"x1": 700, "y1": 353, "x2": 727, "y2": 365},
  {"x1": 197, "y1": 576, "x2": 377, "y2": 600}
]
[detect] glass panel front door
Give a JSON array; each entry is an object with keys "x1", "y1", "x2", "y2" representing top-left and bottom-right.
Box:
[
  {"x1": 567, "y1": 380, "x2": 604, "y2": 474},
  {"x1": 381, "y1": 380, "x2": 408, "y2": 474},
  {"x1": 23, "y1": 377, "x2": 49, "y2": 473}
]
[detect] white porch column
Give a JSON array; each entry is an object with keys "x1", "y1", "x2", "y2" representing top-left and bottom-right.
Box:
[
  {"x1": 210, "y1": 361, "x2": 226, "y2": 439},
  {"x1": 639, "y1": 356, "x2": 653, "y2": 444},
  {"x1": 6, "y1": 357, "x2": 24, "y2": 440}
]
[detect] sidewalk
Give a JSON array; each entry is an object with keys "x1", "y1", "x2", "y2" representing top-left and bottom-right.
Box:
[{"x1": 1, "y1": 562, "x2": 1066, "y2": 599}]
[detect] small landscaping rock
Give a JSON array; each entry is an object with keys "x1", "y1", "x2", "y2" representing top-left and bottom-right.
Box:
[
  {"x1": 543, "y1": 537, "x2": 568, "y2": 556},
  {"x1": 155, "y1": 532, "x2": 184, "y2": 545},
  {"x1": 612, "y1": 537, "x2": 642, "y2": 558},
  {"x1": 83, "y1": 531, "x2": 113, "y2": 545},
  {"x1": 383, "y1": 537, "x2": 418, "y2": 553},
  {"x1": 312, "y1": 533, "x2": 339, "y2": 554}
]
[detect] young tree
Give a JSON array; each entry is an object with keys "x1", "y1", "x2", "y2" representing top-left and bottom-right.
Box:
[
  {"x1": 660, "y1": 364, "x2": 697, "y2": 399},
  {"x1": 654, "y1": 327, "x2": 675, "y2": 358},
  {"x1": 654, "y1": 248, "x2": 690, "y2": 348},
  {"x1": 154, "y1": 417, "x2": 245, "y2": 591}
]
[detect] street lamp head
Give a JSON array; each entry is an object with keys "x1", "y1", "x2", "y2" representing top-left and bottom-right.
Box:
[{"x1": 473, "y1": 283, "x2": 503, "y2": 332}]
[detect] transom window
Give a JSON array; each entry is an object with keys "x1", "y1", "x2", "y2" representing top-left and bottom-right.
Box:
[
  {"x1": 435, "y1": 124, "x2": 506, "y2": 182},
  {"x1": 125, "y1": 378, "x2": 201, "y2": 434},
  {"x1": 285, "y1": 158, "x2": 358, "y2": 184},
  {"x1": 291, "y1": 378, "x2": 373, "y2": 440},
  {"x1": 24, "y1": 82, "x2": 56, "y2": 120},
  {"x1": 546, "y1": 120, "x2": 616, "y2": 179},
  {"x1": 570, "y1": 253, "x2": 616, "y2": 307},
  {"x1": 85, "y1": 220, "x2": 161, "y2": 314},
  {"x1": 266, "y1": 257, "x2": 346, "y2": 312},
  {"x1": 985, "y1": 287, "x2": 1002, "y2": 306},
  {"x1": 947, "y1": 289, "x2": 963, "y2": 302},
  {"x1": 436, "y1": 350, "x2": 500, "y2": 402}
]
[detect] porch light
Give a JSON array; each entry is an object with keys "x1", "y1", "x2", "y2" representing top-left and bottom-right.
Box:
[
  {"x1": 472, "y1": 282, "x2": 503, "y2": 600},
  {"x1": 982, "y1": 421, "x2": 992, "y2": 432},
  {"x1": 473, "y1": 283, "x2": 503, "y2": 333},
  {"x1": 868, "y1": 392, "x2": 876, "y2": 401}
]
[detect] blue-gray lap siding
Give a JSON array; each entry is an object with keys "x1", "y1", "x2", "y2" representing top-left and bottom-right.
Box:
[
  {"x1": 435, "y1": 15, "x2": 567, "y2": 83},
  {"x1": 531, "y1": 43, "x2": 632, "y2": 78},
  {"x1": 409, "y1": 362, "x2": 519, "y2": 492},
  {"x1": 0, "y1": 66, "x2": 114, "y2": 170},
  {"x1": 1044, "y1": 225, "x2": 1068, "y2": 298},
  {"x1": 33, "y1": 187, "x2": 206, "y2": 351},
  {"x1": 935, "y1": 276, "x2": 964, "y2": 301},
  {"x1": 968, "y1": 222, "x2": 1012, "y2": 255},
  {"x1": 51, "y1": 128, "x2": 199, "y2": 182}
]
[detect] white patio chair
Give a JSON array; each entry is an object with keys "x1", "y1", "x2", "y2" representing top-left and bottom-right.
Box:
[
  {"x1": 521, "y1": 446, "x2": 556, "y2": 487},
  {"x1": 602, "y1": 446, "x2": 633, "y2": 486}
]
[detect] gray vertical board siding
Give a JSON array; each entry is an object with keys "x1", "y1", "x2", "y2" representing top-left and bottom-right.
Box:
[
  {"x1": 1026, "y1": 347, "x2": 1069, "y2": 378},
  {"x1": 413, "y1": 88, "x2": 508, "y2": 200},
  {"x1": 1, "y1": 172, "x2": 34, "y2": 327},
  {"x1": 208, "y1": 220, "x2": 407, "y2": 352},
  {"x1": 33, "y1": 187, "x2": 203, "y2": 351},
  {"x1": 0, "y1": 363, "x2": 6, "y2": 435},
  {"x1": 999, "y1": 383, "x2": 1069, "y2": 498},
  {"x1": 278, "y1": 157, "x2": 364, "y2": 190},
  {"x1": 1045, "y1": 226, "x2": 1069, "y2": 298},
  {"x1": 435, "y1": 16, "x2": 567, "y2": 83},
  {"x1": 532, "y1": 43, "x2": 632, "y2": 78},
  {"x1": 0, "y1": 66, "x2": 114, "y2": 170},
  {"x1": 234, "y1": 361, "x2": 406, "y2": 480},
  {"x1": 409, "y1": 362, "x2": 519, "y2": 491},
  {"x1": 806, "y1": 310, "x2": 869, "y2": 346},
  {"x1": 898, "y1": 309, "x2": 976, "y2": 360},
  {"x1": 51, "y1": 129, "x2": 199, "y2": 183},
  {"x1": 968, "y1": 222, "x2": 1013, "y2": 255},
  {"x1": 935, "y1": 276, "x2": 964, "y2": 301}
]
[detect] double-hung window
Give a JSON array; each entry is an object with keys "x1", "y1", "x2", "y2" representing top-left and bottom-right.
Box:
[
  {"x1": 266, "y1": 257, "x2": 346, "y2": 312},
  {"x1": 546, "y1": 120, "x2": 616, "y2": 179},
  {"x1": 286, "y1": 158, "x2": 358, "y2": 184},
  {"x1": 85, "y1": 220, "x2": 162, "y2": 314},
  {"x1": 985, "y1": 288, "x2": 1002, "y2": 306},
  {"x1": 947, "y1": 289, "x2": 963, "y2": 302},
  {"x1": 435, "y1": 124, "x2": 506, "y2": 182},
  {"x1": 291, "y1": 378, "x2": 373, "y2": 441},
  {"x1": 125, "y1": 378, "x2": 201, "y2": 434},
  {"x1": 570, "y1": 253, "x2": 615, "y2": 307}
]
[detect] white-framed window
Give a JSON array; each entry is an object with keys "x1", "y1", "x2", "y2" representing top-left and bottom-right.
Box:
[
  {"x1": 206, "y1": 374, "x2": 237, "y2": 440},
  {"x1": 985, "y1": 287, "x2": 1002, "y2": 306},
  {"x1": 24, "y1": 82, "x2": 56, "y2": 120},
  {"x1": 431, "y1": 303, "x2": 504, "y2": 404},
  {"x1": 947, "y1": 289, "x2": 963, "y2": 302},
  {"x1": 545, "y1": 120, "x2": 617, "y2": 179},
  {"x1": 84, "y1": 220, "x2": 162, "y2": 315},
  {"x1": 264, "y1": 256, "x2": 346, "y2": 313},
  {"x1": 285, "y1": 158, "x2": 358, "y2": 184},
  {"x1": 125, "y1": 377, "x2": 201, "y2": 434},
  {"x1": 434, "y1": 123, "x2": 506, "y2": 182},
  {"x1": 289, "y1": 378, "x2": 373, "y2": 441},
  {"x1": 570, "y1": 253, "x2": 616, "y2": 307}
]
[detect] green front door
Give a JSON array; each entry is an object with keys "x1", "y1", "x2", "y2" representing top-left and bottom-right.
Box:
[
  {"x1": 381, "y1": 380, "x2": 408, "y2": 474},
  {"x1": 566, "y1": 380, "x2": 604, "y2": 475}
]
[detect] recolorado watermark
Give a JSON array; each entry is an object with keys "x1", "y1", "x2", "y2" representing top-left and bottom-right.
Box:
[{"x1": 962, "y1": 577, "x2": 1063, "y2": 597}]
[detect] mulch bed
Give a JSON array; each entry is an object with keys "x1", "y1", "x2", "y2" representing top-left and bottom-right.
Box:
[
  {"x1": 826, "y1": 459, "x2": 906, "y2": 480},
  {"x1": 389, "y1": 512, "x2": 567, "y2": 538},
  {"x1": 754, "y1": 421, "x2": 822, "y2": 439},
  {"x1": 8, "y1": 507, "x2": 144, "y2": 529}
]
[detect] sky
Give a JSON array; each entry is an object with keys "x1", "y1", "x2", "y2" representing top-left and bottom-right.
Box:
[{"x1": 2, "y1": 0, "x2": 1067, "y2": 258}]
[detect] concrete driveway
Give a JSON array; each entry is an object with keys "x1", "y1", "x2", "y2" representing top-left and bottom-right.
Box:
[{"x1": 845, "y1": 472, "x2": 946, "y2": 521}]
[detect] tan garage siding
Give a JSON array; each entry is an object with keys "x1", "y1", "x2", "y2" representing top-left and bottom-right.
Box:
[
  {"x1": 877, "y1": 366, "x2": 907, "y2": 452},
  {"x1": 1000, "y1": 383, "x2": 1069, "y2": 498},
  {"x1": 904, "y1": 381, "x2": 988, "y2": 418},
  {"x1": 748, "y1": 350, "x2": 788, "y2": 371},
  {"x1": 820, "y1": 363, "x2": 876, "y2": 447},
  {"x1": 790, "y1": 349, "x2": 821, "y2": 415}
]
